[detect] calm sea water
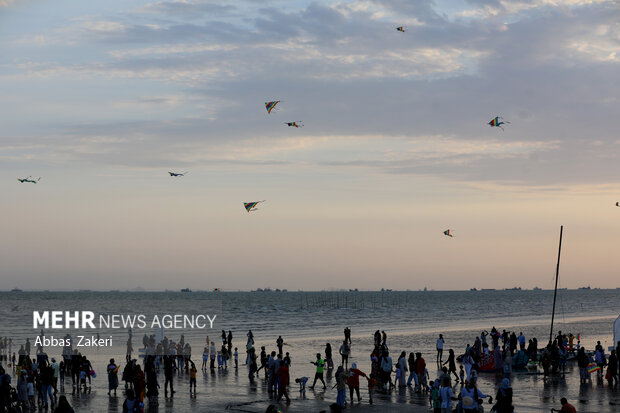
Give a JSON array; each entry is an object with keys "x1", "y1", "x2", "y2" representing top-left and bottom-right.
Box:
[{"x1": 1, "y1": 289, "x2": 618, "y2": 351}]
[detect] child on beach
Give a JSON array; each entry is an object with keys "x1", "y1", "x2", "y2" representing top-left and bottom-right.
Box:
[
  {"x1": 202, "y1": 347, "x2": 208, "y2": 370},
  {"x1": 59, "y1": 361, "x2": 65, "y2": 384},
  {"x1": 366, "y1": 376, "x2": 377, "y2": 404},
  {"x1": 79, "y1": 369, "x2": 87, "y2": 392},
  {"x1": 217, "y1": 351, "x2": 223, "y2": 369},
  {"x1": 459, "y1": 365, "x2": 465, "y2": 384},
  {"x1": 295, "y1": 376, "x2": 308, "y2": 398},
  {"x1": 234, "y1": 348, "x2": 238, "y2": 369},
  {"x1": 189, "y1": 363, "x2": 197, "y2": 393},
  {"x1": 27, "y1": 377, "x2": 35, "y2": 409},
  {"x1": 394, "y1": 364, "x2": 402, "y2": 388}
]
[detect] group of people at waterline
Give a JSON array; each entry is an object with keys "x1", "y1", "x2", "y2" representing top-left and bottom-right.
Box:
[{"x1": 0, "y1": 326, "x2": 618, "y2": 412}]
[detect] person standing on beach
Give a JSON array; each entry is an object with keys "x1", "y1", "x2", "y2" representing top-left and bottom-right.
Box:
[
  {"x1": 189, "y1": 362, "x2": 197, "y2": 394},
  {"x1": 380, "y1": 351, "x2": 393, "y2": 390},
  {"x1": 415, "y1": 352, "x2": 426, "y2": 392},
  {"x1": 518, "y1": 332, "x2": 526, "y2": 351},
  {"x1": 51, "y1": 358, "x2": 59, "y2": 394},
  {"x1": 397, "y1": 352, "x2": 407, "y2": 387},
  {"x1": 347, "y1": 362, "x2": 366, "y2": 403},
  {"x1": 407, "y1": 352, "x2": 417, "y2": 387},
  {"x1": 41, "y1": 361, "x2": 55, "y2": 407},
  {"x1": 267, "y1": 351, "x2": 277, "y2": 393},
  {"x1": 209, "y1": 341, "x2": 216, "y2": 370},
  {"x1": 344, "y1": 327, "x2": 351, "y2": 346},
  {"x1": 227, "y1": 331, "x2": 233, "y2": 355},
  {"x1": 202, "y1": 347, "x2": 208, "y2": 370},
  {"x1": 339, "y1": 340, "x2": 350, "y2": 369},
  {"x1": 577, "y1": 347, "x2": 589, "y2": 384},
  {"x1": 107, "y1": 359, "x2": 118, "y2": 396},
  {"x1": 309, "y1": 353, "x2": 326, "y2": 390},
  {"x1": 325, "y1": 343, "x2": 334, "y2": 369},
  {"x1": 491, "y1": 378, "x2": 513, "y2": 413},
  {"x1": 334, "y1": 366, "x2": 347, "y2": 408},
  {"x1": 276, "y1": 336, "x2": 284, "y2": 357},
  {"x1": 437, "y1": 334, "x2": 445, "y2": 364},
  {"x1": 248, "y1": 347, "x2": 258, "y2": 380},
  {"x1": 606, "y1": 350, "x2": 617, "y2": 387},
  {"x1": 164, "y1": 355, "x2": 175, "y2": 397},
  {"x1": 0, "y1": 366, "x2": 11, "y2": 412},
  {"x1": 439, "y1": 380, "x2": 457, "y2": 413},
  {"x1": 275, "y1": 361, "x2": 291, "y2": 403},
  {"x1": 246, "y1": 334, "x2": 254, "y2": 365}
]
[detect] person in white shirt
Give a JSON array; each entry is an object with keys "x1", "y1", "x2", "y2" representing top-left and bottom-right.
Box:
[{"x1": 436, "y1": 334, "x2": 445, "y2": 364}]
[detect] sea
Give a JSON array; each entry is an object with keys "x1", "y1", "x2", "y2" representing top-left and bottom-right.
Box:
[{"x1": 1, "y1": 289, "x2": 618, "y2": 412}]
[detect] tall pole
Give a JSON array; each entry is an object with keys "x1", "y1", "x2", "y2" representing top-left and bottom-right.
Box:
[{"x1": 549, "y1": 225, "x2": 563, "y2": 344}]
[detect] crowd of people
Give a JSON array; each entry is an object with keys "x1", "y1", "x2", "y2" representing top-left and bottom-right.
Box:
[{"x1": 0, "y1": 327, "x2": 618, "y2": 412}]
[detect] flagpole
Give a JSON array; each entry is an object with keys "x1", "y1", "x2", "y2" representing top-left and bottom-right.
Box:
[{"x1": 549, "y1": 225, "x2": 563, "y2": 344}]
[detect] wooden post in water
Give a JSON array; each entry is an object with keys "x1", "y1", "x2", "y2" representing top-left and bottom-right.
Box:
[{"x1": 549, "y1": 225, "x2": 563, "y2": 344}]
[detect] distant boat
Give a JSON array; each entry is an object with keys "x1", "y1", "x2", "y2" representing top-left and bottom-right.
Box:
[
  {"x1": 533, "y1": 287, "x2": 542, "y2": 291},
  {"x1": 505, "y1": 287, "x2": 522, "y2": 291},
  {"x1": 181, "y1": 288, "x2": 192, "y2": 293},
  {"x1": 10, "y1": 288, "x2": 22, "y2": 292},
  {"x1": 470, "y1": 288, "x2": 478, "y2": 291},
  {"x1": 213, "y1": 288, "x2": 221, "y2": 292},
  {"x1": 481, "y1": 288, "x2": 496, "y2": 291},
  {"x1": 578, "y1": 286, "x2": 591, "y2": 290}
]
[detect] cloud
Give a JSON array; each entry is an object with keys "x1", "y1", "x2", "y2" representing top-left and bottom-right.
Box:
[{"x1": 1, "y1": 0, "x2": 618, "y2": 188}]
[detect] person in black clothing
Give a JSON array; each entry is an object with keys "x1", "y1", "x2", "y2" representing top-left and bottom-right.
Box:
[
  {"x1": 53, "y1": 395, "x2": 75, "y2": 413},
  {"x1": 344, "y1": 327, "x2": 351, "y2": 346},
  {"x1": 41, "y1": 362, "x2": 55, "y2": 407},
  {"x1": 276, "y1": 336, "x2": 284, "y2": 357},
  {"x1": 577, "y1": 347, "x2": 589, "y2": 384},
  {"x1": 606, "y1": 350, "x2": 617, "y2": 387},
  {"x1": 146, "y1": 363, "x2": 159, "y2": 399},
  {"x1": 257, "y1": 346, "x2": 268, "y2": 377},
  {"x1": 164, "y1": 355, "x2": 175, "y2": 396},
  {"x1": 492, "y1": 378, "x2": 513, "y2": 412},
  {"x1": 0, "y1": 367, "x2": 11, "y2": 412},
  {"x1": 443, "y1": 349, "x2": 459, "y2": 383},
  {"x1": 325, "y1": 343, "x2": 333, "y2": 369}
]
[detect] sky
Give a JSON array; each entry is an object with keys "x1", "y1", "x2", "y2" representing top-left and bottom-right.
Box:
[{"x1": 0, "y1": 0, "x2": 618, "y2": 291}]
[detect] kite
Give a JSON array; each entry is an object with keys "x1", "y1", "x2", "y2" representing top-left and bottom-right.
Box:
[
  {"x1": 396, "y1": 26, "x2": 406, "y2": 32},
  {"x1": 587, "y1": 362, "x2": 600, "y2": 374},
  {"x1": 169, "y1": 171, "x2": 187, "y2": 177},
  {"x1": 488, "y1": 116, "x2": 510, "y2": 130},
  {"x1": 443, "y1": 230, "x2": 454, "y2": 237},
  {"x1": 265, "y1": 101, "x2": 280, "y2": 114},
  {"x1": 284, "y1": 122, "x2": 303, "y2": 128},
  {"x1": 244, "y1": 200, "x2": 265, "y2": 212},
  {"x1": 17, "y1": 176, "x2": 40, "y2": 184}
]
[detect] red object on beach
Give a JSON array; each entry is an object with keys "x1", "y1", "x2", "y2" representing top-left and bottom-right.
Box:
[{"x1": 477, "y1": 353, "x2": 495, "y2": 372}]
